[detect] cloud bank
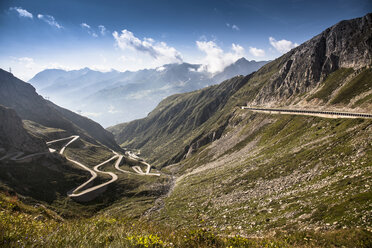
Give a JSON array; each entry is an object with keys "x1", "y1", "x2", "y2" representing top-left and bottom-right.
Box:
[
  {"x1": 226, "y1": 23, "x2": 240, "y2": 31},
  {"x1": 81, "y1": 23, "x2": 98, "y2": 37},
  {"x1": 38, "y1": 14, "x2": 62, "y2": 29},
  {"x1": 269, "y1": 37, "x2": 298, "y2": 53},
  {"x1": 196, "y1": 41, "x2": 245, "y2": 73},
  {"x1": 113, "y1": 29, "x2": 183, "y2": 64},
  {"x1": 10, "y1": 7, "x2": 33, "y2": 19},
  {"x1": 98, "y1": 25, "x2": 106, "y2": 35},
  {"x1": 249, "y1": 47, "x2": 265, "y2": 57}
]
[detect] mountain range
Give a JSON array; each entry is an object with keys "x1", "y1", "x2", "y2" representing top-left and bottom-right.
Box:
[
  {"x1": 29, "y1": 58, "x2": 268, "y2": 126},
  {"x1": 1, "y1": 13, "x2": 372, "y2": 247},
  {"x1": 109, "y1": 13, "x2": 372, "y2": 166},
  {"x1": 107, "y1": 13, "x2": 372, "y2": 233}
]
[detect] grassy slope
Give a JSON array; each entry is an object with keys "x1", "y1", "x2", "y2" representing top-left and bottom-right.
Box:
[
  {"x1": 154, "y1": 112, "x2": 372, "y2": 235},
  {"x1": 331, "y1": 68, "x2": 372, "y2": 104},
  {"x1": 307, "y1": 68, "x2": 354, "y2": 102},
  {"x1": 1, "y1": 191, "x2": 371, "y2": 247},
  {"x1": 106, "y1": 61, "x2": 372, "y2": 239},
  {"x1": 0, "y1": 156, "x2": 94, "y2": 217}
]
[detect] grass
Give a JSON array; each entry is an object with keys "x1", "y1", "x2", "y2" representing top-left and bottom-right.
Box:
[
  {"x1": 307, "y1": 68, "x2": 354, "y2": 102},
  {"x1": 23, "y1": 120, "x2": 68, "y2": 140},
  {"x1": 153, "y1": 113, "x2": 372, "y2": 236},
  {"x1": 331, "y1": 68, "x2": 372, "y2": 104},
  {"x1": 1, "y1": 191, "x2": 371, "y2": 247},
  {"x1": 352, "y1": 93, "x2": 372, "y2": 107}
]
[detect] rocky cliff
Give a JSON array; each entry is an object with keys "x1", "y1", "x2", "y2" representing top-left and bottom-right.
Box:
[
  {"x1": 0, "y1": 69, "x2": 120, "y2": 151},
  {"x1": 253, "y1": 13, "x2": 372, "y2": 104},
  {"x1": 0, "y1": 105, "x2": 48, "y2": 154}
]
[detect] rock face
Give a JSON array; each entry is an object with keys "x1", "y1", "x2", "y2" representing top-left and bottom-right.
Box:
[
  {"x1": 0, "y1": 69, "x2": 120, "y2": 151},
  {"x1": 0, "y1": 105, "x2": 48, "y2": 154},
  {"x1": 254, "y1": 13, "x2": 372, "y2": 104}
]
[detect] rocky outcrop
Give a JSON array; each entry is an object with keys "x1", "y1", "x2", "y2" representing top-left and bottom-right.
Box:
[
  {"x1": 0, "y1": 105, "x2": 48, "y2": 154},
  {"x1": 254, "y1": 13, "x2": 372, "y2": 104},
  {"x1": 168, "y1": 118, "x2": 230, "y2": 165}
]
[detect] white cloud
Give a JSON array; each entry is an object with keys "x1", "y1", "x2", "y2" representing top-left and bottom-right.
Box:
[
  {"x1": 81, "y1": 23, "x2": 98, "y2": 37},
  {"x1": 6, "y1": 56, "x2": 74, "y2": 81},
  {"x1": 38, "y1": 14, "x2": 62, "y2": 29},
  {"x1": 81, "y1": 111, "x2": 102, "y2": 117},
  {"x1": 113, "y1": 29, "x2": 183, "y2": 64},
  {"x1": 232, "y1": 24, "x2": 240, "y2": 31},
  {"x1": 196, "y1": 40, "x2": 245, "y2": 74},
  {"x1": 108, "y1": 105, "x2": 120, "y2": 114},
  {"x1": 18, "y1": 57, "x2": 35, "y2": 69},
  {"x1": 81, "y1": 23, "x2": 90, "y2": 29},
  {"x1": 269, "y1": 37, "x2": 298, "y2": 53},
  {"x1": 226, "y1": 23, "x2": 240, "y2": 31},
  {"x1": 249, "y1": 47, "x2": 265, "y2": 57},
  {"x1": 10, "y1": 7, "x2": 33, "y2": 19},
  {"x1": 156, "y1": 66, "x2": 166, "y2": 72},
  {"x1": 98, "y1": 25, "x2": 106, "y2": 35}
]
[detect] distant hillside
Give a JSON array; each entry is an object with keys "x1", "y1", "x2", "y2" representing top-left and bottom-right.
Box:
[
  {"x1": 0, "y1": 69, "x2": 120, "y2": 151},
  {"x1": 29, "y1": 58, "x2": 268, "y2": 126}
]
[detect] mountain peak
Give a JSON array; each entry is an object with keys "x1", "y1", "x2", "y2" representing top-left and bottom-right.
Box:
[
  {"x1": 235, "y1": 57, "x2": 248, "y2": 63},
  {"x1": 254, "y1": 12, "x2": 372, "y2": 104}
]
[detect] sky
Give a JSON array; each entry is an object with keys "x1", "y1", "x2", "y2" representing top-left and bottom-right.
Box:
[{"x1": 0, "y1": 0, "x2": 371, "y2": 81}]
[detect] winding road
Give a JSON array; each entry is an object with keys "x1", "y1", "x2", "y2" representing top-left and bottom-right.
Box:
[
  {"x1": 127, "y1": 151, "x2": 161, "y2": 176},
  {"x1": 241, "y1": 106, "x2": 372, "y2": 118},
  {"x1": 0, "y1": 135, "x2": 161, "y2": 200},
  {"x1": 47, "y1": 135, "x2": 161, "y2": 199}
]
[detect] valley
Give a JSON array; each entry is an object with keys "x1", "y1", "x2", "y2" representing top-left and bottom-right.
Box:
[{"x1": 0, "y1": 8, "x2": 371, "y2": 248}]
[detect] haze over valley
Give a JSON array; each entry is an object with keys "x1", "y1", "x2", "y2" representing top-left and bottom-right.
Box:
[{"x1": 29, "y1": 58, "x2": 268, "y2": 126}]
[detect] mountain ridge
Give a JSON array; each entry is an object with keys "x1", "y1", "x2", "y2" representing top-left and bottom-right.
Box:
[
  {"x1": 109, "y1": 13, "x2": 372, "y2": 167},
  {"x1": 0, "y1": 69, "x2": 120, "y2": 151},
  {"x1": 105, "y1": 13, "x2": 372, "y2": 235},
  {"x1": 29, "y1": 57, "x2": 269, "y2": 126},
  {"x1": 252, "y1": 13, "x2": 372, "y2": 105}
]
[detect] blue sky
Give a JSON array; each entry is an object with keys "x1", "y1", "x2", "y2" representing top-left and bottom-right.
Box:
[{"x1": 0, "y1": 0, "x2": 371, "y2": 80}]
